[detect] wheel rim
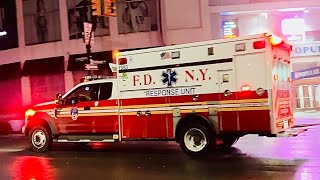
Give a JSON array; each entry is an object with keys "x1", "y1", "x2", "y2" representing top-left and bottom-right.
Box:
[
  {"x1": 32, "y1": 130, "x2": 47, "y2": 149},
  {"x1": 184, "y1": 128, "x2": 207, "y2": 152}
]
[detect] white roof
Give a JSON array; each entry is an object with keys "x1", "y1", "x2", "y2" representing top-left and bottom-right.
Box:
[{"x1": 120, "y1": 33, "x2": 267, "y2": 56}]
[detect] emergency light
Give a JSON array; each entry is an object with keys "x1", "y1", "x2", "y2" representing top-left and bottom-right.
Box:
[
  {"x1": 118, "y1": 58, "x2": 127, "y2": 65},
  {"x1": 264, "y1": 33, "x2": 283, "y2": 46},
  {"x1": 241, "y1": 85, "x2": 251, "y2": 91}
]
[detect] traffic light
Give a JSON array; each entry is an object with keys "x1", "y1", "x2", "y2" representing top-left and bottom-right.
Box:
[
  {"x1": 92, "y1": 0, "x2": 102, "y2": 16},
  {"x1": 104, "y1": 0, "x2": 117, "y2": 17}
]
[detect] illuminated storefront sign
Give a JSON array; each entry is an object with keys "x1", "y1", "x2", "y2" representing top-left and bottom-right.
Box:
[
  {"x1": 282, "y1": 18, "x2": 305, "y2": 42},
  {"x1": 291, "y1": 43, "x2": 320, "y2": 57},
  {"x1": 292, "y1": 66, "x2": 320, "y2": 80},
  {"x1": 222, "y1": 19, "x2": 238, "y2": 39}
]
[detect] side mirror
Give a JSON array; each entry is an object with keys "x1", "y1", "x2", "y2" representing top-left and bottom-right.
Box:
[{"x1": 55, "y1": 93, "x2": 63, "y2": 105}]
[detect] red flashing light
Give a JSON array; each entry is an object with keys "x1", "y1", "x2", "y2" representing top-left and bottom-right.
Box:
[
  {"x1": 264, "y1": 33, "x2": 283, "y2": 46},
  {"x1": 118, "y1": 58, "x2": 127, "y2": 65},
  {"x1": 270, "y1": 35, "x2": 283, "y2": 46},
  {"x1": 241, "y1": 85, "x2": 251, "y2": 91},
  {"x1": 253, "y1": 40, "x2": 266, "y2": 49}
]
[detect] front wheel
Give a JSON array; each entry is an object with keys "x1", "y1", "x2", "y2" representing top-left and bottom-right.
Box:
[
  {"x1": 179, "y1": 123, "x2": 214, "y2": 156},
  {"x1": 28, "y1": 126, "x2": 52, "y2": 153}
]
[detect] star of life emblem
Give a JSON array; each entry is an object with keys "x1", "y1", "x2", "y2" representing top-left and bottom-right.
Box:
[{"x1": 162, "y1": 69, "x2": 177, "y2": 87}]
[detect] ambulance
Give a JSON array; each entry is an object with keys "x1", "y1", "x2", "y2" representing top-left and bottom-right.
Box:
[{"x1": 23, "y1": 33, "x2": 302, "y2": 155}]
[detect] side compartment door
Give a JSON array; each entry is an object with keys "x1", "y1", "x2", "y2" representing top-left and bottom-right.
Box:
[
  {"x1": 120, "y1": 96, "x2": 168, "y2": 139},
  {"x1": 120, "y1": 97, "x2": 146, "y2": 139},
  {"x1": 145, "y1": 97, "x2": 168, "y2": 139},
  {"x1": 218, "y1": 69, "x2": 235, "y2": 95},
  {"x1": 217, "y1": 69, "x2": 238, "y2": 132}
]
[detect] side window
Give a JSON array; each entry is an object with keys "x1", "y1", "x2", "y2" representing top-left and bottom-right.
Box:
[
  {"x1": 99, "y1": 82, "x2": 113, "y2": 100},
  {"x1": 65, "y1": 84, "x2": 99, "y2": 105}
]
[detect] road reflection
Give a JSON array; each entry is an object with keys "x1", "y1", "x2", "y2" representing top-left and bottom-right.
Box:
[{"x1": 10, "y1": 156, "x2": 56, "y2": 180}]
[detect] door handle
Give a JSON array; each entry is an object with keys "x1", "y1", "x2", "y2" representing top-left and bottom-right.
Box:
[
  {"x1": 193, "y1": 95, "x2": 199, "y2": 101},
  {"x1": 84, "y1": 106, "x2": 90, "y2": 110},
  {"x1": 224, "y1": 90, "x2": 232, "y2": 97},
  {"x1": 145, "y1": 110, "x2": 151, "y2": 117},
  {"x1": 54, "y1": 109, "x2": 61, "y2": 118},
  {"x1": 137, "y1": 111, "x2": 142, "y2": 117}
]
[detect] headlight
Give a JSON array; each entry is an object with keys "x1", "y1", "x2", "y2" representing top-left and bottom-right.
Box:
[{"x1": 25, "y1": 109, "x2": 36, "y2": 120}]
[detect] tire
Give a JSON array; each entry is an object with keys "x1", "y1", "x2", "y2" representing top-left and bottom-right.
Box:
[
  {"x1": 28, "y1": 126, "x2": 52, "y2": 153},
  {"x1": 217, "y1": 135, "x2": 239, "y2": 149},
  {"x1": 179, "y1": 123, "x2": 215, "y2": 156}
]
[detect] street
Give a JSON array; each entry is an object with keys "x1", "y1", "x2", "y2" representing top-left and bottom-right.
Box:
[{"x1": 0, "y1": 115, "x2": 318, "y2": 180}]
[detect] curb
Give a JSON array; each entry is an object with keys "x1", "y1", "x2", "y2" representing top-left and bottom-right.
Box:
[
  {"x1": 0, "y1": 134, "x2": 24, "y2": 138},
  {"x1": 294, "y1": 123, "x2": 320, "y2": 128}
]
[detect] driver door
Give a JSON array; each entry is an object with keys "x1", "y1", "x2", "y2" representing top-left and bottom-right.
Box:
[{"x1": 55, "y1": 84, "x2": 100, "y2": 134}]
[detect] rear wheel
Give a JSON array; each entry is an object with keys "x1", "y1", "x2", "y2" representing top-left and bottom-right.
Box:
[
  {"x1": 28, "y1": 126, "x2": 52, "y2": 153},
  {"x1": 179, "y1": 123, "x2": 215, "y2": 156}
]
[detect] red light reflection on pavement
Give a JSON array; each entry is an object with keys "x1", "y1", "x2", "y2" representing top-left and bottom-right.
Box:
[
  {"x1": 10, "y1": 156, "x2": 56, "y2": 180},
  {"x1": 89, "y1": 142, "x2": 107, "y2": 150}
]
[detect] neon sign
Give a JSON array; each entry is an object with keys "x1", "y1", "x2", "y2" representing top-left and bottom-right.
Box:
[{"x1": 222, "y1": 20, "x2": 238, "y2": 39}]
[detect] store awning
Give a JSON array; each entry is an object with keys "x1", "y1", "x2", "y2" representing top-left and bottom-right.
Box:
[
  {"x1": 67, "y1": 51, "x2": 112, "y2": 71},
  {"x1": 0, "y1": 62, "x2": 22, "y2": 81},
  {"x1": 22, "y1": 56, "x2": 65, "y2": 76}
]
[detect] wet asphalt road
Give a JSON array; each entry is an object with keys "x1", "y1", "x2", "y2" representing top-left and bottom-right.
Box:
[{"x1": 0, "y1": 124, "x2": 319, "y2": 180}]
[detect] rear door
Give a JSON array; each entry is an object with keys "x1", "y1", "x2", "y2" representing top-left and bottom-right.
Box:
[{"x1": 272, "y1": 48, "x2": 293, "y2": 132}]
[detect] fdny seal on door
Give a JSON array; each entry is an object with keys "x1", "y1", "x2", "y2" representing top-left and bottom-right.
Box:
[{"x1": 70, "y1": 108, "x2": 78, "y2": 121}]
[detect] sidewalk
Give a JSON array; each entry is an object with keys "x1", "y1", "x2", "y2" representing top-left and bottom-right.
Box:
[{"x1": 294, "y1": 111, "x2": 320, "y2": 127}]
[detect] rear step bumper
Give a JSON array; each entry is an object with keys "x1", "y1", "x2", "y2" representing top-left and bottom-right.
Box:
[{"x1": 276, "y1": 128, "x2": 308, "y2": 137}]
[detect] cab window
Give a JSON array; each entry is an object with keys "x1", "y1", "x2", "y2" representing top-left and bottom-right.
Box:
[
  {"x1": 99, "y1": 82, "x2": 113, "y2": 100},
  {"x1": 65, "y1": 84, "x2": 99, "y2": 105}
]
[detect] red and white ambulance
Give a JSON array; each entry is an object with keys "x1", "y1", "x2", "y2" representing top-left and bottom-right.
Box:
[{"x1": 23, "y1": 33, "x2": 300, "y2": 155}]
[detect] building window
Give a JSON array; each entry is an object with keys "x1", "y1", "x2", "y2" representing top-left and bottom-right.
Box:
[
  {"x1": 0, "y1": 0, "x2": 18, "y2": 50},
  {"x1": 23, "y1": 0, "x2": 62, "y2": 45},
  {"x1": 295, "y1": 86, "x2": 301, "y2": 109},
  {"x1": 314, "y1": 85, "x2": 320, "y2": 107},
  {"x1": 99, "y1": 82, "x2": 113, "y2": 100},
  {"x1": 67, "y1": 0, "x2": 110, "y2": 40},
  {"x1": 117, "y1": 0, "x2": 158, "y2": 34}
]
